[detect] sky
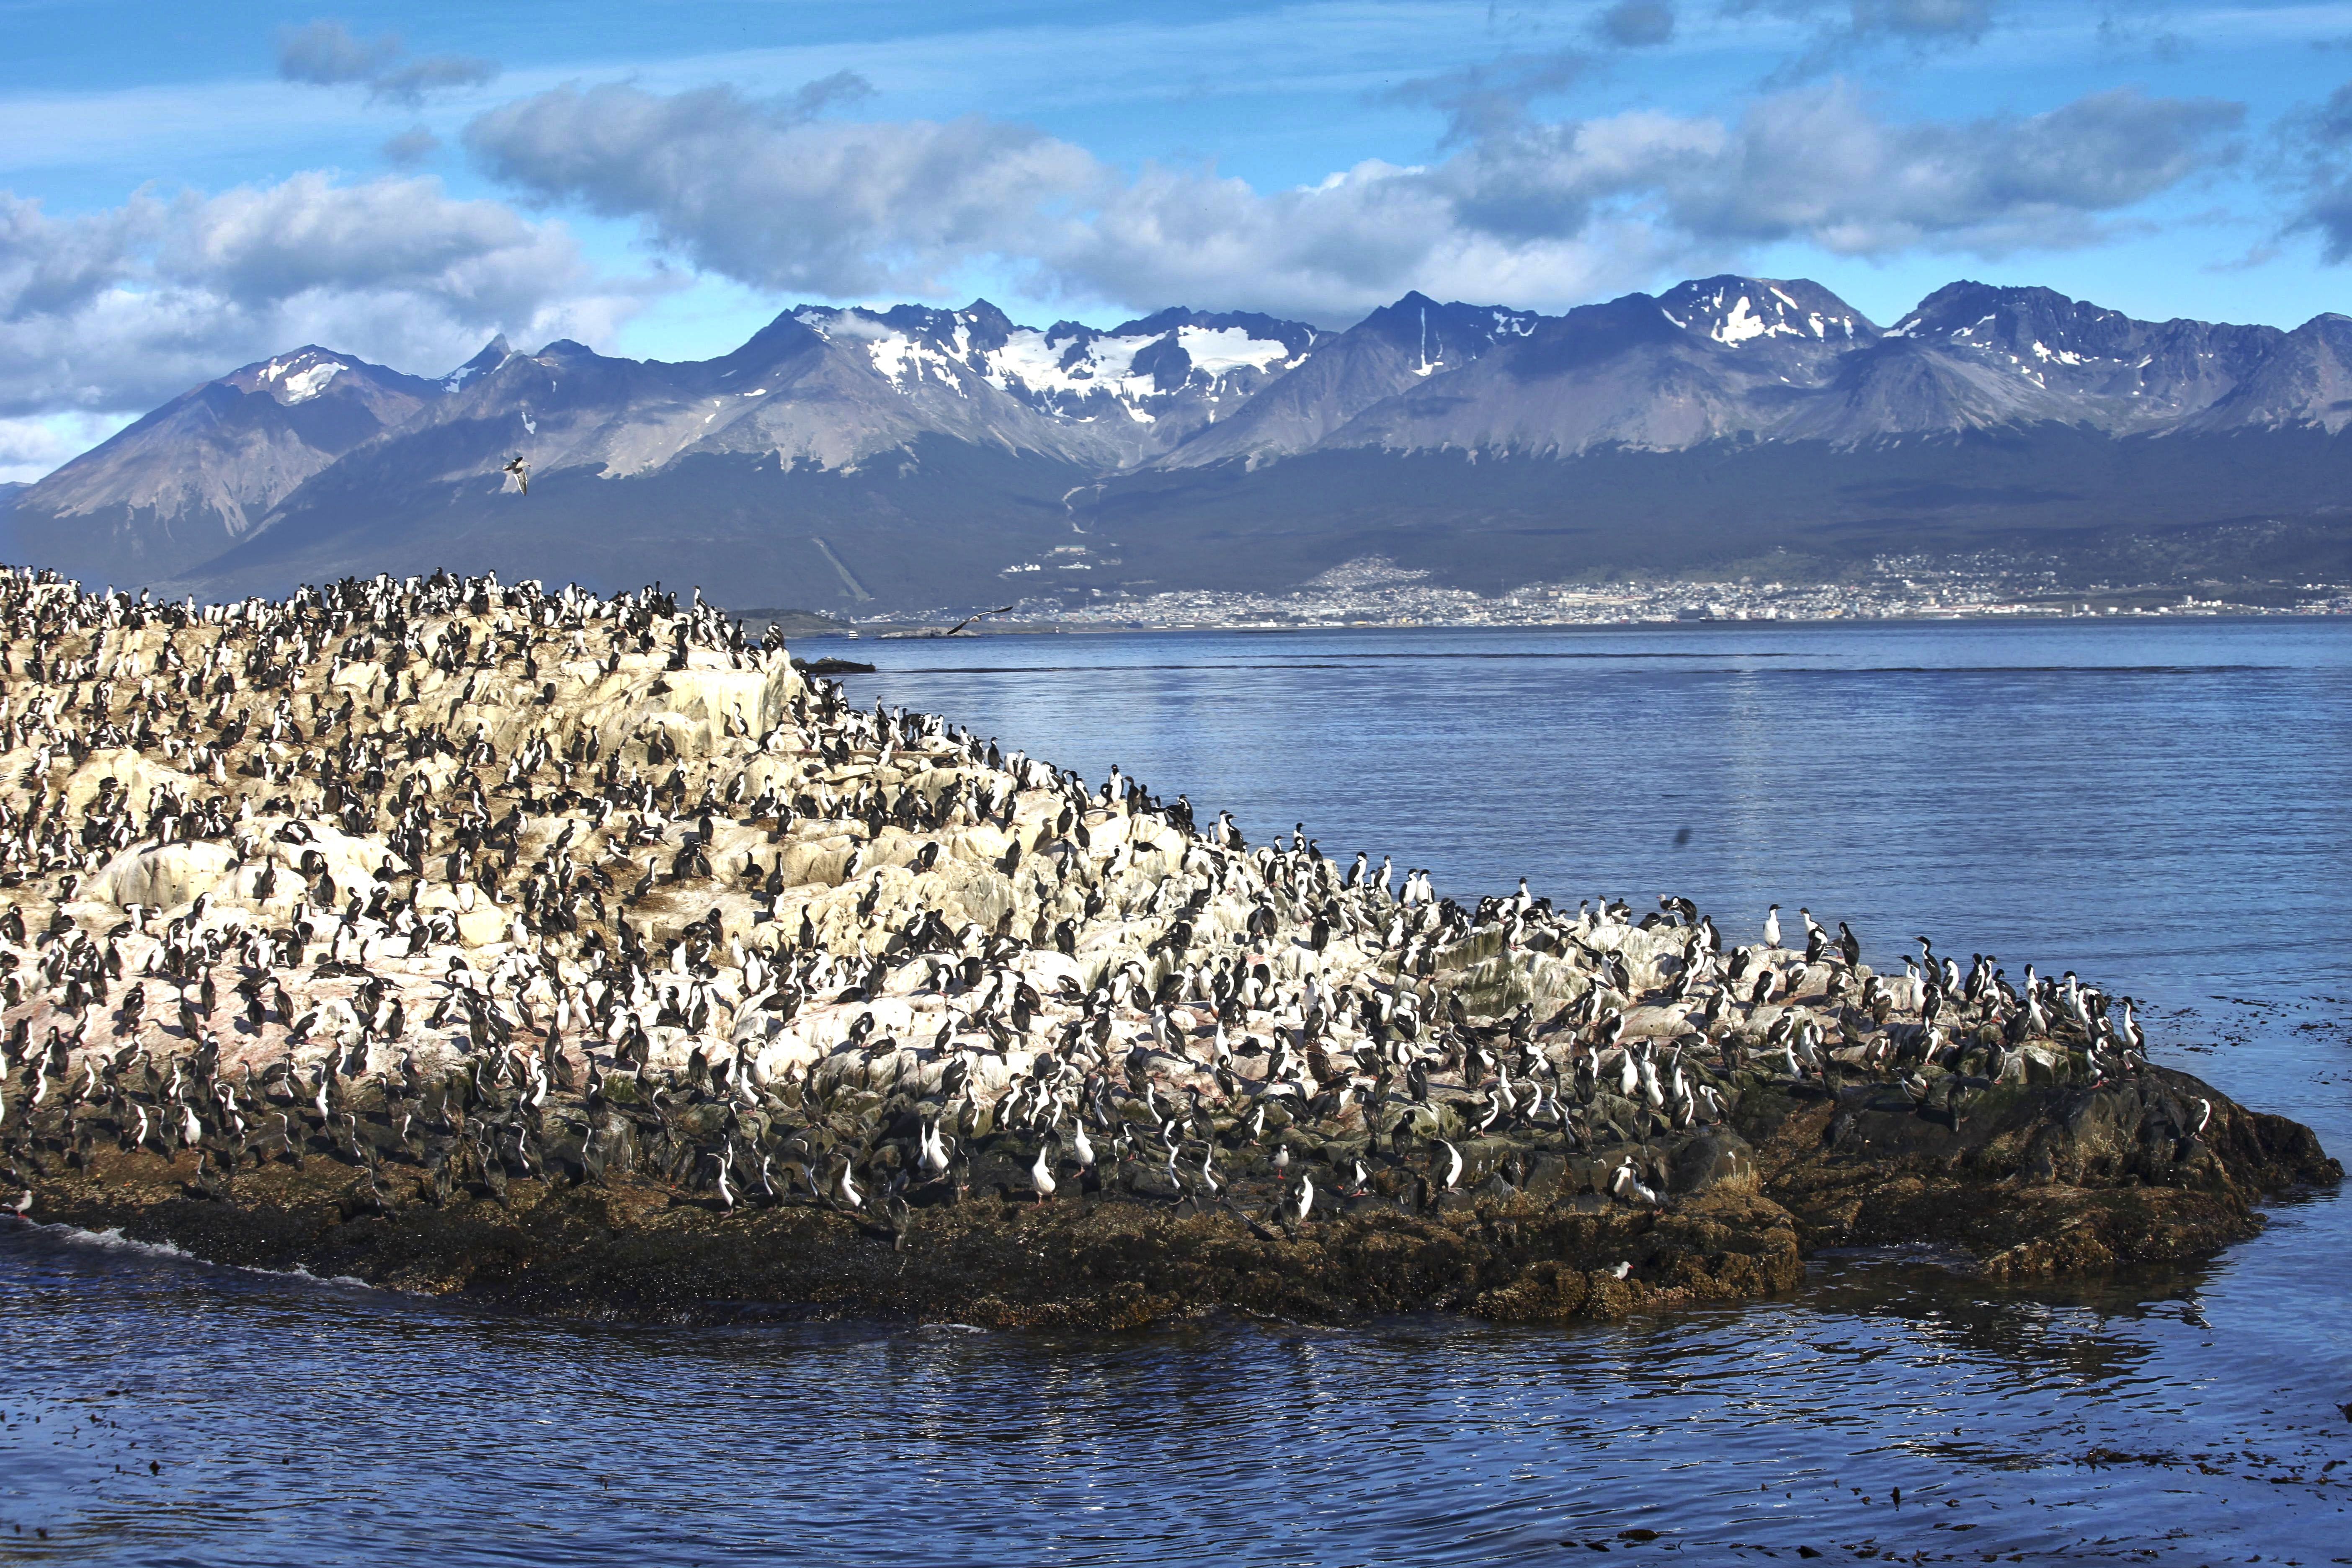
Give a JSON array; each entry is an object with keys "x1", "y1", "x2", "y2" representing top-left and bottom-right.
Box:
[{"x1": 10, "y1": 0, "x2": 2352, "y2": 480}]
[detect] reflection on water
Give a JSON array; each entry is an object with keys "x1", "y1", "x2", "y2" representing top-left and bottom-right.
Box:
[
  {"x1": 3, "y1": 1219, "x2": 2344, "y2": 1566},
  {"x1": 4, "y1": 619, "x2": 2347, "y2": 1565}
]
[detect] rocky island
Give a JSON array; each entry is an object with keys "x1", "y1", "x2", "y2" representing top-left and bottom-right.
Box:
[{"x1": 0, "y1": 565, "x2": 2334, "y2": 1326}]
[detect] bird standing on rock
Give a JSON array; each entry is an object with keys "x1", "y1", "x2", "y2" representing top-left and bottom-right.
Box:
[{"x1": 0, "y1": 563, "x2": 2294, "y2": 1337}]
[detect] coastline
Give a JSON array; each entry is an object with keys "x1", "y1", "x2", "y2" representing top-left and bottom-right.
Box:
[{"x1": 792, "y1": 609, "x2": 2352, "y2": 642}]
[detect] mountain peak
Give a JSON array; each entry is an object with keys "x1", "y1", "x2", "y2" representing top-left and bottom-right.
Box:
[
  {"x1": 11, "y1": 344, "x2": 445, "y2": 581},
  {"x1": 1351, "y1": 293, "x2": 1542, "y2": 372},
  {"x1": 1892, "y1": 280, "x2": 2130, "y2": 343},
  {"x1": 956, "y1": 299, "x2": 1019, "y2": 341},
  {"x1": 1656, "y1": 276, "x2": 1875, "y2": 346},
  {"x1": 18, "y1": 272, "x2": 2352, "y2": 608},
  {"x1": 223, "y1": 346, "x2": 357, "y2": 406},
  {"x1": 442, "y1": 336, "x2": 513, "y2": 392},
  {"x1": 1884, "y1": 281, "x2": 2290, "y2": 421}
]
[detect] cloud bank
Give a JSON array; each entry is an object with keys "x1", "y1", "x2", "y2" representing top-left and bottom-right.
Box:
[
  {"x1": 0, "y1": 173, "x2": 640, "y2": 419},
  {"x1": 0, "y1": 18, "x2": 2262, "y2": 446},
  {"x1": 466, "y1": 76, "x2": 2243, "y2": 322}
]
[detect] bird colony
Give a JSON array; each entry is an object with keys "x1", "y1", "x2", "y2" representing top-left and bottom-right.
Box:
[{"x1": 0, "y1": 563, "x2": 2192, "y2": 1241}]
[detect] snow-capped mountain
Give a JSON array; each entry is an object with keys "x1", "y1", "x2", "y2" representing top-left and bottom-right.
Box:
[
  {"x1": 1884, "y1": 282, "x2": 2285, "y2": 430},
  {"x1": 1307, "y1": 279, "x2": 1871, "y2": 458},
  {"x1": 13, "y1": 277, "x2": 2352, "y2": 609},
  {"x1": 259, "y1": 303, "x2": 1322, "y2": 512},
  {"x1": 782, "y1": 301, "x2": 1315, "y2": 462},
  {"x1": 438, "y1": 337, "x2": 515, "y2": 394},
  {"x1": 1657, "y1": 275, "x2": 1873, "y2": 348},
  {"x1": 1149, "y1": 292, "x2": 1542, "y2": 469},
  {"x1": 8, "y1": 346, "x2": 454, "y2": 583}
]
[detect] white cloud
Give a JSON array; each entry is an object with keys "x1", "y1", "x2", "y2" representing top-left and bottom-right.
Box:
[
  {"x1": 382, "y1": 126, "x2": 441, "y2": 167},
  {"x1": 1621, "y1": 81, "x2": 2244, "y2": 254},
  {"x1": 0, "y1": 173, "x2": 651, "y2": 418},
  {"x1": 1726, "y1": 0, "x2": 2005, "y2": 76},
  {"x1": 277, "y1": 19, "x2": 499, "y2": 108},
  {"x1": 276, "y1": 20, "x2": 401, "y2": 86},
  {"x1": 465, "y1": 75, "x2": 2243, "y2": 322},
  {"x1": 0, "y1": 57, "x2": 2252, "y2": 428},
  {"x1": 2282, "y1": 80, "x2": 2352, "y2": 260},
  {"x1": 466, "y1": 82, "x2": 1104, "y2": 299},
  {"x1": 0, "y1": 410, "x2": 134, "y2": 485}
]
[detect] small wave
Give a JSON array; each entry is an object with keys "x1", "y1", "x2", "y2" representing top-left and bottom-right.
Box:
[
  {"x1": 272, "y1": 1263, "x2": 374, "y2": 1289},
  {"x1": 40, "y1": 1223, "x2": 197, "y2": 1262},
  {"x1": 21, "y1": 1222, "x2": 375, "y2": 1290}
]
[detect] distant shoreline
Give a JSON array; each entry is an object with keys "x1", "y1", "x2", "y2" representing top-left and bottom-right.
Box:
[{"x1": 786, "y1": 608, "x2": 2352, "y2": 641}]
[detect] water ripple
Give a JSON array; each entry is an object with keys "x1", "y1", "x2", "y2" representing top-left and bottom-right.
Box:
[{"x1": 7, "y1": 619, "x2": 2349, "y2": 1566}]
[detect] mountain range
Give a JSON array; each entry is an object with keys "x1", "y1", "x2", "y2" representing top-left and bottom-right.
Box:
[{"x1": 7, "y1": 275, "x2": 2352, "y2": 611}]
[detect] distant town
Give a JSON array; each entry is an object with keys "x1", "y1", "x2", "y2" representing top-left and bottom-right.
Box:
[{"x1": 841, "y1": 553, "x2": 2352, "y2": 634}]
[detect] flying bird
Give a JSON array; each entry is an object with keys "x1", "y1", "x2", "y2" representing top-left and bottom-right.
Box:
[
  {"x1": 945, "y1": 605, "x2": 1016, "y2": 636},
  {"x1": 503, "y1": 456, "x2": 530, "y2": 496}
]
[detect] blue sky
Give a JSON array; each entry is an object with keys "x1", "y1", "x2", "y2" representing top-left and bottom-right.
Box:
[{"x1": 10, "y1": 0, "x2": 2352, "y2": 477}]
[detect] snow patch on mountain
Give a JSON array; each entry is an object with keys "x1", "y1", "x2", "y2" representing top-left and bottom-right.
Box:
[
  {"x1": 1715, "y1": 296, "x2": 1774, "y2": 343},
  {"x1": 254, "y1": 355, "x2": 347, "y2": 404},
  {"x1": 788, "y1": 301, "x2": 1313, "y2": 439},
  {"x1": 983, "y1": 324, "x2": 1296, "y2": 416},
  {"x1": 1171, "y1": 325, "x2": 1297, "y2": 376},
  {"x1": 1669, "y1": 281, "x2": 1867, "y2": 346},
  {"x1": 864, "y1": 326, "x2": 974, "y2": 398},
  {"x1": 984, "y1": 328, "x2": 1148, "y2": 401}
]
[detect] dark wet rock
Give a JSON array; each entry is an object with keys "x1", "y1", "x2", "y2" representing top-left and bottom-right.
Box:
[
  {"x1": 1744, "y1": 1065, "x2": 2337, "y2": 1281},
  {"x1": 1671, "y1": 1128, "x2": 1758, "y2": 1195},
  {"x1": 3, "y1": 1055, "x2": 2332, "y2": 1327}
]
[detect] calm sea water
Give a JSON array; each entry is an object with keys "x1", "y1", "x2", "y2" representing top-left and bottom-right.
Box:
[{"x1": 6, "y1": 618, "x2": 2348, "y2": 1565}]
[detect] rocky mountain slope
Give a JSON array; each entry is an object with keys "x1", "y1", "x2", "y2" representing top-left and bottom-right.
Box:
[
  {"x1": 12, "y1": 278, "x2": 2352, "y2": 610},
  {"x1": 9, "y1": 347, "x2": 475, "y2": 585}
]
